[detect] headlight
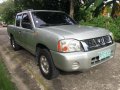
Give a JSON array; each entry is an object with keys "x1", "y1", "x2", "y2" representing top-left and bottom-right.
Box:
[{"x1": 57, "y1": 39, "x2": 81, "y2": 53}]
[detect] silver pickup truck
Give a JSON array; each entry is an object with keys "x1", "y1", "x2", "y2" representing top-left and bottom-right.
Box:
[{"x1": 7, "y1": 10, "x2": 116, "y2": 79}]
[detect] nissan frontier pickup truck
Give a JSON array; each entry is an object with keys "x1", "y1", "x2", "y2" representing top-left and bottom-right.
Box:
[{"x1": 7, "y1": 10, "x2": 116, "y2": 79}]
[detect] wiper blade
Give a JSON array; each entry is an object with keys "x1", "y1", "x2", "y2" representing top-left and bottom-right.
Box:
[
  {"x1": 56, "y1": 23, "x2": 71, "y2": 26},
  {"x1": 40, "y1": 24, "x2": 59, "y2": 27},
  {"x1": 39, "y1": 23, "x2": 69, "y2": 28},
  {"x1": 38, "y1": 24, "x2": 51, "y2": 28},
  {"x1": 40, "y1": 24, "x2": 50, "y2": 26}
]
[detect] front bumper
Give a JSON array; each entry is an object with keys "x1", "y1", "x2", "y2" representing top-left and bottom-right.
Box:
[{"x1": 51, "y1": 43, "x2": 116, "y2": 72}]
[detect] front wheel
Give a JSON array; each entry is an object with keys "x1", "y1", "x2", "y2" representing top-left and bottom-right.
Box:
[{"x1": 36, "y1": 48, "x2": 59, "y2": 80}]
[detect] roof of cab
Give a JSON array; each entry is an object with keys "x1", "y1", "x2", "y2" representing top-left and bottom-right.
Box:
[{"x1": 17, "y1": 10, "x2": 64, "y2": 15}]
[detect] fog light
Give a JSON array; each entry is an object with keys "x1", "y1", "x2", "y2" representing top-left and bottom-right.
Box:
[{"x1": 72, "y1": 62, "x2": 80, "y2": 70}]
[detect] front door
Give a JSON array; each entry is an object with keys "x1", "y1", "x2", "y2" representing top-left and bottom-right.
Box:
[{"x1": 21, "y1": 13, "x2": 36, "y2": 53}]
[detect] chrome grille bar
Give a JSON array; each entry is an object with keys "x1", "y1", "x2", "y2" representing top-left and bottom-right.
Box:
[{"x1": 81, "y1": 35, "x2": 113, "y2": 51}]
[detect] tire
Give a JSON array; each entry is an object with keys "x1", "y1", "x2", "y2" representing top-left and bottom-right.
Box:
[
  {"x1": 36, "y1": 48, "x2": 59, "y2": 80},
  {"x1": 10, "y1": 36, "x2": 21, "y2": 51}
]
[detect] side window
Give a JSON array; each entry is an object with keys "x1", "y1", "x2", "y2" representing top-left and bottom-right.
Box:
[
  {"x1": 22, "y1": 13, "x2": 32, "y2": 29},
  {"x1": 16, "y1": 15, "x2": 22, "y2": 27}
]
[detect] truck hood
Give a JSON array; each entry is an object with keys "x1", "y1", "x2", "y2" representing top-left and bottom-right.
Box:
[{"x1": 45, "y1": 25, "x2": 110, "y2": 40}]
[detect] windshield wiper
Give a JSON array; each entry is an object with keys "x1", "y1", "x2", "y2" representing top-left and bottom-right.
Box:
[
  {"x1": 39, "y1": 23, "x2": 69, "y2": 28},
  {"x1": 40, "y1": 24, "x2": 50, "y2": 26},
  {"x1": 61, "y1": 23, "x2": 69, "y2": 25}
]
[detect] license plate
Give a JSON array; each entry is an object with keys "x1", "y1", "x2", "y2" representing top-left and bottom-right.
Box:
[{"x1": 99, "y1": 49, "x2": 111, "y2": 60}]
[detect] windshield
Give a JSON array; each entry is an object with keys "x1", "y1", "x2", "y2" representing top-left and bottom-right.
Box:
[{"x1": 32, "y1": 11, "x2": 77, "y2": 28}]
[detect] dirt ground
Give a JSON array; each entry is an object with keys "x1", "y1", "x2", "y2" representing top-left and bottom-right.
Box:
[{"x1": 0, "y1": 27, "x2": 120, "y2": 90}]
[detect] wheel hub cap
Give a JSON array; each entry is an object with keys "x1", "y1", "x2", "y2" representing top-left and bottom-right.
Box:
[{"x1": 40, "y1": 56, "x2": 49, "y2": 74}]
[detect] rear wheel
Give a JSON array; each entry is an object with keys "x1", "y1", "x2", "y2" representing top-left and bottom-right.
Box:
[
  {"x1": 10, "y1": 36, "x2": 21, "y2": 51},
  {"x1": 36, "y1": 48, "x2": 59, "y2": 80}
]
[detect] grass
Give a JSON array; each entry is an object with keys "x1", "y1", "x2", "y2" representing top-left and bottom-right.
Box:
[{"x1": 0, "y1": 57, "x2": 17, "y2": 90}]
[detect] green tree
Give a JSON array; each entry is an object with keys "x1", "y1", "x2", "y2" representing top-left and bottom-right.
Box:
[
  {"x1": 0, "y1": 0, "x2": 119, "y2": 24},
  {"x1": 0, "y1": 0, "x2": 16, "y2": 24}
]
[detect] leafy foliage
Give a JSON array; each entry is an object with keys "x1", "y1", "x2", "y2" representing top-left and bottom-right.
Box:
[
  {"x1": 0, "y1": 0, "x2": 120, "y2": 24},
  {"x1": 74, "y1": 4, "x2": 95, "y2": 22},
  {"x1": 0, "y1": 0, "x2": 16, "y2": 24}
]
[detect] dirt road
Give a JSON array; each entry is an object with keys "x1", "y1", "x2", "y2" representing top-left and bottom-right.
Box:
[{"x1": 0, "y1": 27, "x2": 120, "y2": 90}]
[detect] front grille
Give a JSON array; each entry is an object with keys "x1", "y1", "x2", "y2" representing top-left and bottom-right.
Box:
[{"x1": 81, "y1": 35, "x2": 113, "y2": 51}]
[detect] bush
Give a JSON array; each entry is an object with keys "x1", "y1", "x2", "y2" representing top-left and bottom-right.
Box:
[
  {"x1": 80, "y1": 16, "x2": 120, "y2": 42},
  {"x1": 74, "y1": 5, "x2": 95, "y2": 22}
]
